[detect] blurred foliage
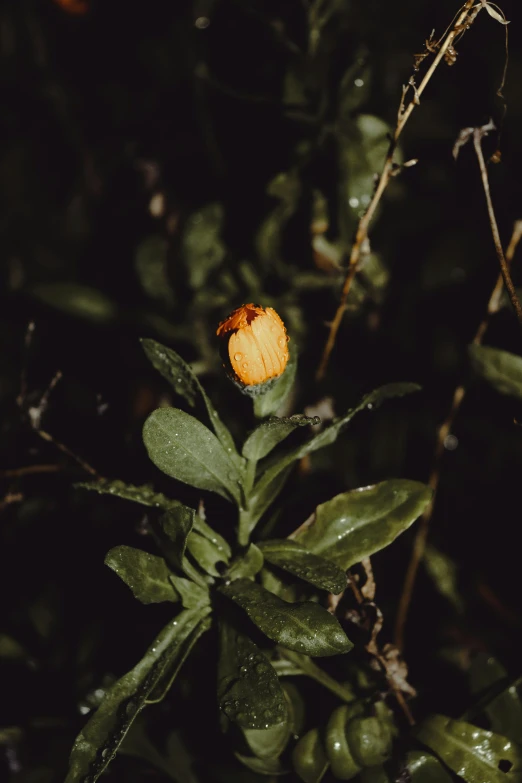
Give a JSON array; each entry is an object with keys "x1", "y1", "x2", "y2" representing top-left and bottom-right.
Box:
[{"x1": 3, "y1": 0, "x2": 522, "y2": 781}]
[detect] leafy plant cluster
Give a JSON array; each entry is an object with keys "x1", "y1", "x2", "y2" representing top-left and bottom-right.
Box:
[{"x1": 61, "y1": 338, "x2": 522, "y2": 783}]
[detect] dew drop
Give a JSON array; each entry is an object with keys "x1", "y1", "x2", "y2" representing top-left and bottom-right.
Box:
[
  {"x1": 242, "y1": 362, "x2": 248, "y2": 369},
  {"x1": 234, "y1": 352, "x2": 242, "y2": 361}
]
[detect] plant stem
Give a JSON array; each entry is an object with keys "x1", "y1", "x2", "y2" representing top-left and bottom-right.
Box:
[
  {"x1": 277, "y1": 648, "x2": 356, "y2": 703},
  {"x1": 238, "y1": 507, "x2": 253, "y2": 547},
  {"x1": 473, "y1": 129, "x2": 522, "y2": 330},
  {"x1": 316, "y1": 0, "x2": 481, "y2": 381},
  {"x1": 395, "y1": 220, "x2": 522, "y2": 651}
]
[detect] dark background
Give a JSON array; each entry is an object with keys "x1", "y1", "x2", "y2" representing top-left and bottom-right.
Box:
[{"x1": 2, "y1": 1, "x2": 522, "y2": 780}]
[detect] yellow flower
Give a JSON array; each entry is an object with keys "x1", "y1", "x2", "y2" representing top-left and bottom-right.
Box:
[{"x1": 216, "y1": 304, "x2": 289, "y2": 388}]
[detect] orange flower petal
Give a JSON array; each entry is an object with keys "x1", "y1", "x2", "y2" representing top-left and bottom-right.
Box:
[{"x1": 217, "y1": 304, "x2": 289, "y2": 386}]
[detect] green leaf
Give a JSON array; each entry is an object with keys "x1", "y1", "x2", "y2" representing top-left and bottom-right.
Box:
[
  {"x1": 105, "y1": 546, "x2": 179, "y2": 604},
  {"x1": 135, "y1": 235, "x2": 175, "y2": 306},
  {"x1": 32, "y1": 282, "x2": 118, "y2": 324},
  {"x1": 404, "y1": 750, "x2": 454, "y2": 782},
  {"x1": 141, "y1": 338, "x2": 241, "y2": 467},
  {"x1": 258, "y1": 539, "x2": 347, "y2": 594},
  {"x1": 227, "y1": 544, "x2": 265, "y2": 581},
  {"x1": 468, "y1": 654, "x2": 522, "y2": 743},
  {"x1": 243, "y1": 415, "x2": 320, "y2": 461},
  {"x1": 143, "y1": 408, "x2": 242, "y2": 503},
  {"x1": 242, "y1": 465, "x2": 294, "y2": 537},
  {"x1": 76, "y1": 478, "x2": 181, "y2": 509},
  {"x1": 249, "y1": 384, "x2": 420, "y2": 529},
  {"x1": 292, "y1": 727, "x2": 329, "y2": 783},
  {"x1": 157, "y1": 506, "x2": 208, "y2": 588},
  {"x1": 469, "y1": 345, "x2": 522, "y2": 400},
  {"x1": 220, "y1": 578, "x2": 353, "y2": 657},
  {"x1": 65, "y1": 607, "x2": 211, "y2": 783},
  {"x1": 415, "y1": 714, "x2": 522, "y2": 783},
  {"x1": 253, "y1": 351, "x2": 298, "y2": 418},
  {"x1": 294, "y1": 479, "x2": 432, "y2": 570},
  {"x1": 186, "y1": 530, "x2": 228, "y2": 577},
  {"x1": 182, "y1": 203, "x2": 226, "y2": 289},
  {"x1": 243, "y1": 717, "x2": 291, "y2": 761},
  {"x1": 217, "y1": 623, "x2": 287, "y2": 730},
  {"x1": 235, "y1": 753, "x2": 287, "y2": 775},
  {"x1": 273, "y1": 648, "x2": 357, "y2": 703},
  {"x1": 169, "y1": 575, "x2": 210, "y2": 610},
  {"x1": 76, "y1": 478, "x2": 231, "y2": 557}
]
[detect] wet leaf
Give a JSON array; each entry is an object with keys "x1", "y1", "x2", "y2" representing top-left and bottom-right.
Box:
[
  {"x1": 258, "y1": 539, "x2": 347, "y2": 594},
  {"x1": 65, "y1": 607, "x2": 211, "y2": 783},
  {"x1": 220, "y1": 578, "x2": 353, "y2": 657},
  {"x1": 143, "y1": 408, "x2": 242, "y2": 503},
  {"x1": 105, "y1": 546, "x2": 179, "y2": 604},
  {"x1": 404, "y1": 751, "x2": 453, "y2": 782},
  {"x1": 141, "y1": 338, "x2": 241, "y2": 467},
  {"x1": 169, "y1": 574, "x2": 210, "y2": 610},
  {"x1": 76, "y1": 478, "x2": 181, "y2": 510},
  {"x1": 182, "y1": 203, "x2": 226, "y2": 289},
  {"x1": 227, "y1": 544, "x2": 265, "y2": 581},
  {"x1": 32, "y1": 282, "x2": 118, "y2": 324},
  {"x1": 243, "y1": 415, "x2": 320, "y2": 461},
  {"x1": 415, "y1": 714, "x2": 522, "y2": 783},
  {"x1": 157, "y1": 506, "x2": 208, "y2": 588},
  {"x1": 186, "y1": 529, "x2": 228, "y2": 577},
  {"x1": 468, "y1": 654, "x2": 522, "y2": 743},
  {"x1": 253, "y1": 351, "x2": 298, "y2": 418},
  {"x1": 217, "y1": 622, "x2": 287, "y2": 730},
  {"x1": 76, "y1": 478, "x2": 231, "y2": 556},
  {"x1": 294, "y1": 479, "x2": 432, "y2": 570},
  {"x1": 249, "y1": 384, "x2": 420, "y2": 529},
  {"x1": 469, "y1": 345, "x2": 522, "y2": 400}
]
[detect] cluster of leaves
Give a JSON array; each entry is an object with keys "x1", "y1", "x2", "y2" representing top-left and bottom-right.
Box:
[{"x1": 60, "y1": 338, "x2": 522, "y2": 782}]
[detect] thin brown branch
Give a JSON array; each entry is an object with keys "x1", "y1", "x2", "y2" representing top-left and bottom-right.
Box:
[
  {"x1": 473, "y1": 128, "x2": 522, "y2": 330},
  {"x1": 316, "y1": 0, "x2": 482, "y2": 381},
  {"x1": 37, "y1": 430, "x2": 99, "y2": 477},
  {"x1": 0, "y1": 464, "x2": 62, "y2": 479},
  {"x1": 394, "y1": 219, "x2": 522, "y2": 651}
]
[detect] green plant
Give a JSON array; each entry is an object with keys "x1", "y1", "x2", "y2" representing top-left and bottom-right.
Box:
[{"x1": 63, "y1": 310, "x2": 436, "y2": 782}]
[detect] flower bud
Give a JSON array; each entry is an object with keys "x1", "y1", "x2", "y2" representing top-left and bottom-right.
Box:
[{"x1": 216, "y1": 303, "x2": 289, "y2": 392}]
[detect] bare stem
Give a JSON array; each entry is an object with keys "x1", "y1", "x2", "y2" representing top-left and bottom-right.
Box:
[
  {"x1": 394, "y1": 220, "x2": 522, "y2": 651},
  {"x1": 473, "y1": 129, "x2": 522, "y2": 330},
  {"x1": 316, "y1": 0, "x2": 480, "y2": 381}
]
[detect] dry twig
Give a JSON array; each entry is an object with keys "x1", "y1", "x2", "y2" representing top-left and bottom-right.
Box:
[{"x1": 316, "y1": 0, "x2": 484, "y2": 380}]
